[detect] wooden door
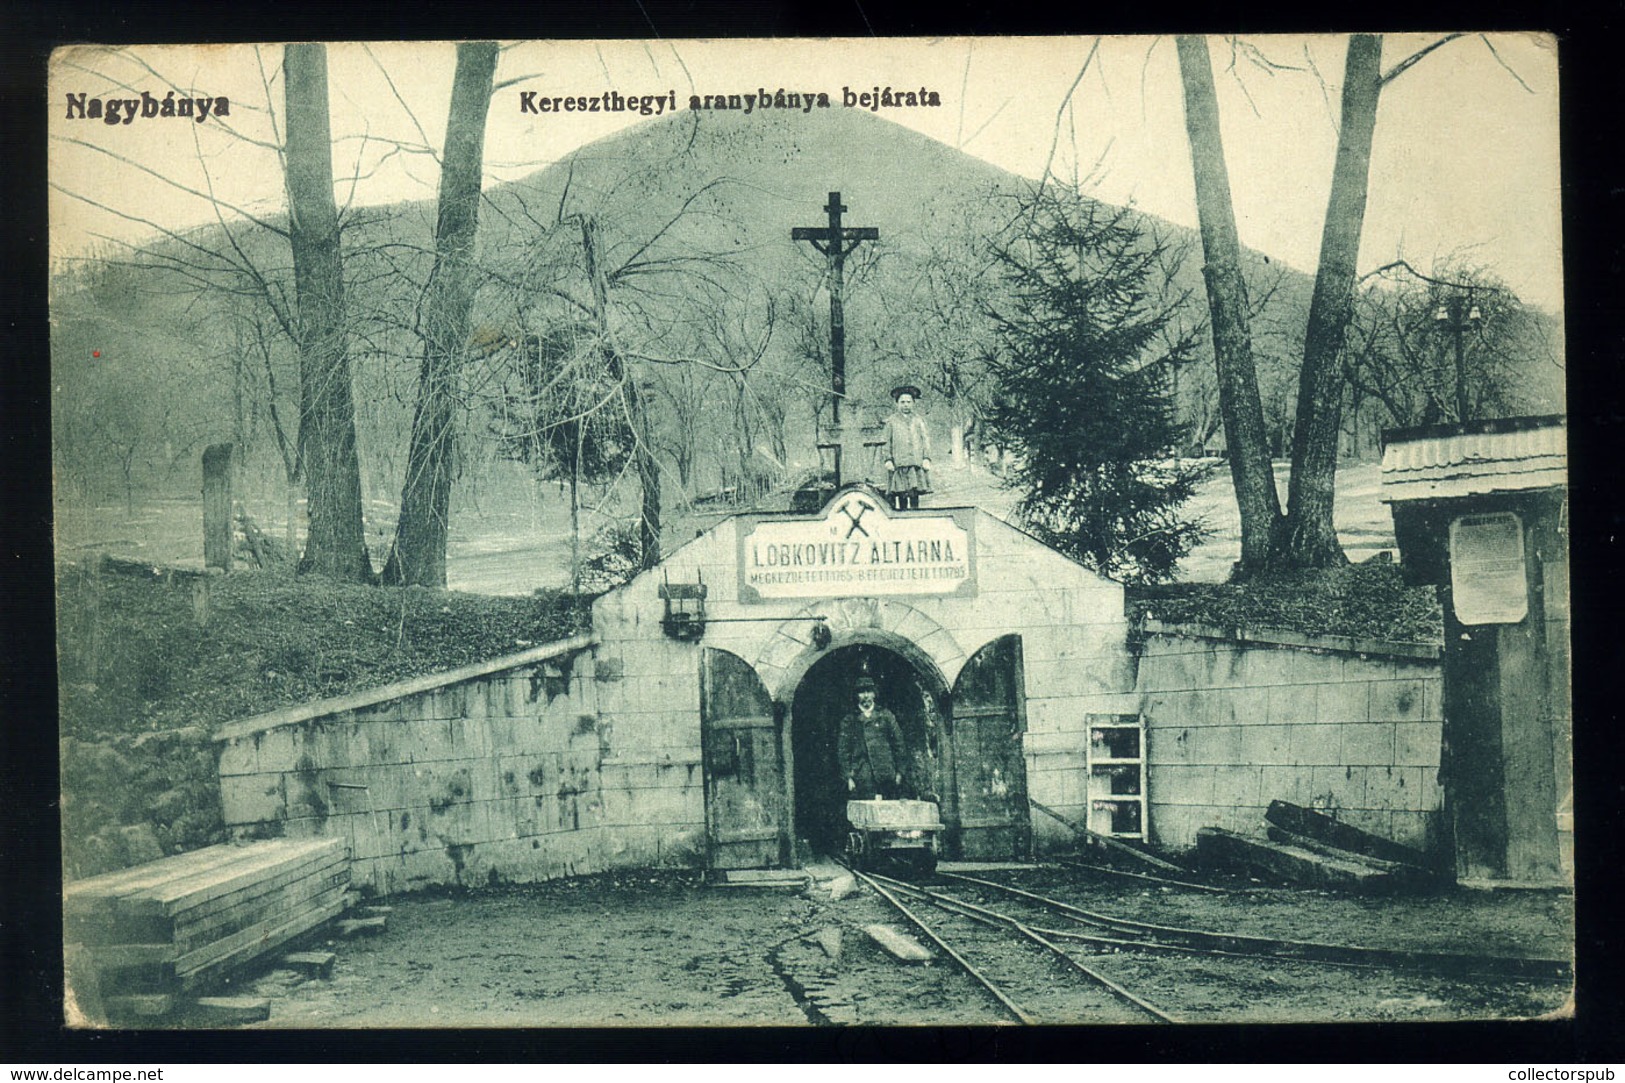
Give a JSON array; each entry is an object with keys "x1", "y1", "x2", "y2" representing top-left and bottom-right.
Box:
[
  {"x1": 949, "y1": 635, "x2": 1032, "y2": 859},
  {"x1": 701, "y1": 648, "x2": 787, "y2": 869}
]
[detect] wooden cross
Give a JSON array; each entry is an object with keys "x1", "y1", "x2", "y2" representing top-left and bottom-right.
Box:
[{"x1": 792, "y1": 192, "x2": 878, "y2": 430}]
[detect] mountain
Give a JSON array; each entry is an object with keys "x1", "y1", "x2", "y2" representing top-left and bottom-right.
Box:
[{"x1": 56, "y1": 104, "x2": 1558, "y2": 526}]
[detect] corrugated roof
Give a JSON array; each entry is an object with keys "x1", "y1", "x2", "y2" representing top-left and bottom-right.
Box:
[{"x1": 1380, "y1": 422, "x2": 1566, "y2": 503}]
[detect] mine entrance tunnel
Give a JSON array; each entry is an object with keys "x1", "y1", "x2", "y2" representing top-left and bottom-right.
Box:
[
  {"x1": 701, "y1": 634, "x2": 1032, "y2": 870},
  {"x1": 790, "y1": 644, "x2": 946, "y2": 858}
]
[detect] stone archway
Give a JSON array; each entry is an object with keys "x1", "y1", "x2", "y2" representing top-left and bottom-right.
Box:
[
  {"x1": 754, "y1": 601, "x2": 962, "y2": 861},
  {"x1": 787, "y1": 642, "x2": 945, "y2": 856},
  {"x1": 753, "y1": 596, "x2": 967, "y2": 703}
]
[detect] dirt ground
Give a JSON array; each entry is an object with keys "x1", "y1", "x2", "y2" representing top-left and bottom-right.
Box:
[{"x1": 183, "y1": 864, "x2": 1573, "y2": 1029}]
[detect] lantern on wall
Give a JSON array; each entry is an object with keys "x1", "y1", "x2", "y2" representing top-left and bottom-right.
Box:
[{"x1": 659, "y1": 571, "x2": 708, "y2": 640}]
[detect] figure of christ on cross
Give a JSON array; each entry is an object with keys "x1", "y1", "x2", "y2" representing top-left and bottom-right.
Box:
[{"x1": 792, "y1": 194, "x2": 879, "y2": 483}]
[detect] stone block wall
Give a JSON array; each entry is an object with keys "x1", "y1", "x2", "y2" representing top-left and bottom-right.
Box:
[
  {"x1": 215, "y1": 636, "x2": 704, "y2": 895},
  {"x1": 1135, "y1": 621, "x2": 1444, "y2": 853}
]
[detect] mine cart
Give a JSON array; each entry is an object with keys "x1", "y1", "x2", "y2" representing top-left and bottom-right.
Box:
[{"x1": 844, "y1": 798, "x2": 944, "y2": 875}]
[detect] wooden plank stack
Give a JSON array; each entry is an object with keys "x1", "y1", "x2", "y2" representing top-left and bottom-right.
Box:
[{"x1": 65, "y1": 837, "x2": 350, "y2": 1017}]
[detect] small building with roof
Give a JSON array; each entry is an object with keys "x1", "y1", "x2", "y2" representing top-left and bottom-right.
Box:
[{"x1": 1380, "y1": 414, "x2": 1570, "y2": 884}]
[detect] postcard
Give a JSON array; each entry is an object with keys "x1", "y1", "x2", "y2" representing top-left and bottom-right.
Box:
[{"x1": 49, "y1": 34, "x2": 1570, "y2": 1029}]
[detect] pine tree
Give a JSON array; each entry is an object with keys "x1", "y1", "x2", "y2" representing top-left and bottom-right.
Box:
[{"x1": 986, "y1": 189, "x2": 1206, "y2": 583}]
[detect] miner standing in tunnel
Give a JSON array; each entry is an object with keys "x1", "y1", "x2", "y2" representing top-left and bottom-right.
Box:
[{"x1": 838, "y1": 676, "x2": 910, "y2": 800}]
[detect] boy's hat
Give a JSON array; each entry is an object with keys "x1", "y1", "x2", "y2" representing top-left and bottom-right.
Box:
[
  {"x1": 855, "y1": 676, "x2": 878, "y2": 693},
  {"x1": 890, "y1": 384, "x2": 922, "y2": 401}
]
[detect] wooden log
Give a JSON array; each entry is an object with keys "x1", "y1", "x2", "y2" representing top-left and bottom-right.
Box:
[
  {"x1": 66, "y1": 842, "x2": 347, "y2": 946},
  {"x1": 716, "y1": 869, "x2": 812, "y2": 889},
  {"x1": 71, "y1": 855, "x2": 347, "y2": 949},
  {"x1": 76, "y1": 942, "x2": 178, "y2": 968},
  {"x1": 193, "y1": 996, "x2": 271, "y2": 1025},
  {"x1": 166, "y1": 849, "x2": 349, "y2": 924},
  {"x1": 1195, "y1": 827, "x2": 1397, "y2": 892},
  {"x1": 68, "y1": 839, "x2": 345, "y2": 917},
  {"x1": 282, "y1": 950, "x2": 337, "y2": 979},
  {"x1": 169, "y1": 855, "x2": 349, "y2": 932},
  {"x1": 203, "y1": 443, "x2": 234, "y2": 572},
  {"x1": 1265, "y1": 826, "x2": 1439, "y2": 887},
  {"x1": 64, "y1": 910, "x2": 173, "y2": 948},
  {"x1": 1264, "y1": 800, "x2": 1431, "y2": 868},
  {"x1": 170, "y1": 870, "x2": 351, "y2": 955},
  {"x1": 148, "y1": 839, "x2": 347, "y2": 912},
  {"x1": 863, "y1": 923, "x2": 933, "y2": 963},
  {"x1": 67, "y1": 842, "x2": 279, "y2": 905},
  {"x1": 335, "y1": 915, "x2": 389, "y2": 939},
  {"x1": 1028, "y1": 796, "x2": 1184, "y2": 872},
  {"x1": 66, "y1": 854, "x2": 286, "y2": 945},
  {"x1": 104, "y1": 994, "x2": 174, "y2": 1021}
]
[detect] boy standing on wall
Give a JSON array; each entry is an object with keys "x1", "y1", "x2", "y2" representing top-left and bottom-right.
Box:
[{"x1": 882, "y1": 384, "x2": 931, "y2": 510}]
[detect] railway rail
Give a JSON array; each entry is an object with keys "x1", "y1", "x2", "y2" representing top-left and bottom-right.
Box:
[
  {"x1": 847, "y1": 863, "x2": 1570, "y2": 1025},
  {"x1": 939, "y1": 871, "x2": 1571, "y2": 983},
  {"x1": 854, "y1": 868, "x2": 1177, "y2": 1023}
]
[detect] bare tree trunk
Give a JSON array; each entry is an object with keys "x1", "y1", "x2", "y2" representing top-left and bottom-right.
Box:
[
  {"x1": 580, "y1": 216, "x2": 661, "y2": 570},
  {"x1": 630, "y1": 380, "x2": 660, "y2": 569},
  {"x1": 570, "y1": 431, "x2": 581, "y2": 595},
  {"x1": 285, "y1": 43, "x2": 372, "y2": 582},
  {"x1": 1273, "y1": 35, "x2": 1382, "y2": 568},
  {"x1": 383, "y1": 42, "x2": 499, "y2": 587},
  {"x1": 1176, "y1": 35, "x2": 1283, "y2": 575},
  {"x1": 285, "y1": 479, "x2": 298, "y2": 558}
]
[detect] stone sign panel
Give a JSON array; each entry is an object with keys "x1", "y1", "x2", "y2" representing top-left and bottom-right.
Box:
[{"x1": 737, "y1": 489, "x2": 976, "y2": 603}]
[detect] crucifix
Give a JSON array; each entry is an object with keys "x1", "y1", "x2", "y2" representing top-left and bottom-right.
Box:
[{"x1": 793, "y1": 192, "x2": 878, "y2": 484}]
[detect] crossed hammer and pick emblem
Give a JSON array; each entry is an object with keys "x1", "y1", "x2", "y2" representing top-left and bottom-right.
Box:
[{"x1": 838, "y1": 495, "x2": 878, "y2": 538}]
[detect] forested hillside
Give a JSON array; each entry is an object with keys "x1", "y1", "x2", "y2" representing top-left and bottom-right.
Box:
[{"x1": 50, "y1": 106, "x2": 1562, "y2": 554}]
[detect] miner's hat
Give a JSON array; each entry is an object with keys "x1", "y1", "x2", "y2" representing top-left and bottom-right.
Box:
[
  {"x1": 855, "y1": 676, "x2": 878, "y2": 693},
  {"x1": 890, "y1": 383, "x2": 922, "y2": 401}
]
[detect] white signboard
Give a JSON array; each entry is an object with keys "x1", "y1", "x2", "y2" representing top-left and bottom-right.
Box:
[
  {"x1": 738, "y1": 490, "x2": 975, "y2": 602},
  {"x1": 1449, "y1": 511, "x2": 1528, "y2": 625}
]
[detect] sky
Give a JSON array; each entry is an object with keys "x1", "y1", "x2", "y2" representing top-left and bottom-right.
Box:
[{"x1": 48, "y1": 33, "x2": 1563, "y2": 311}]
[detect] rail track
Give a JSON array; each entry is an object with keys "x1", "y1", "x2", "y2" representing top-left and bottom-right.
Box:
[
  {"x1": 854, "y1": 868, "x2": 1177, "y2": 1023},
  {"x1": 848, "y1": 864, "x2": 1571, "y2": 1025}
]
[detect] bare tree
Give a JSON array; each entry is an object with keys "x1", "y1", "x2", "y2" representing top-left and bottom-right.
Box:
[
  {"x1": 1176, "y1": 34, "x2": 1282, "y2": 572},
  {"x1": 382, "y1": 41, "x2": 500, "y2": 587},
  {"x1": 1346, "y1": 259, "x2": 1563, "y2": 431},
  {"x1": 1271, "y1": 34, "x2": 1384, "y2": 568},
  {"x1": 1176, "y1": 33, "x2": 1488, "y2": 572},
  {"x1": 285, "y1": 43, "x2": 373, "y2": 581}
]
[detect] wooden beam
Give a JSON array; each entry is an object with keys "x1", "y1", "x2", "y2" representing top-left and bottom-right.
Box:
[
  {"x1": 202, "y1": 443, "x2": 234, "y2": 572},
  {"x1": 1264, "y1": 800, "x2": 1432, "y2": 869},
  {"x1": 1028, "y1": 797, "x2": 1183, "y2": 872},
  {"x1": 863, "y1": 923, "x2": 933, "y2": 963},
  {"x1": 192, "y1": 996, "x2": 272, "y2": 1025},
  {"x1": 1195, "y1": 827, "x2": 1399, "y2": 892}
]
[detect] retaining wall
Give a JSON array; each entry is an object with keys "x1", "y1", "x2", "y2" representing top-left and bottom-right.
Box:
[
  {"x1": 214, "y1": 636, "x2": 706, "y2": 895},
  {"x1": 1135, "y1": 620, "x2": 1444, "y2": 853}
]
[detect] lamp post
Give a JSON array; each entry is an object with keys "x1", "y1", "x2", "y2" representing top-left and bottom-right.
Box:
[{"x1": 1434, "y1": 294, "x2": 1482, "y2": 423}]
